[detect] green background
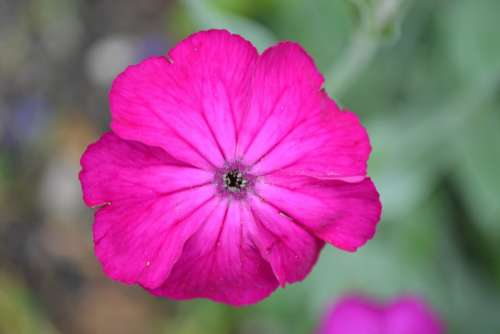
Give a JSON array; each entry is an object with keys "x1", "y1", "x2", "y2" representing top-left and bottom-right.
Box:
[{"x1": 1, "y1": 0, "x2": 499, "y2": 333}]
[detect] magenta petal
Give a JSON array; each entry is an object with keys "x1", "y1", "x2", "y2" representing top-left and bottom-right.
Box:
[
  {"x1": 80, "y1": 29, "x2": 383, "y2": 305},
  {"x1": 251, "y1": 94, "x2": 371, "y2": 180},
  {"x1": 80, "y1": 132, "x2": 214, "y2": 207},
  {"x1": 237, "y1": 41, "x2": 369, "y2": 180},
  {"x1": 244, "y1": 196, "x2": 323, "y2": 286},
  {"x1": 318, "y1": 296, "x2": 444, "y2": 334},
  {"x1": 169, "y1": 30, "x2": 258, "y2": 161},
  {"x1": 385, "y1": 297, "x2": 444, "y2": 334},
  {"x1": 149, "y1": 200, "x2": 279, "y2": 306},
  {"x1": 319, "y1": 296, "x2": 384, "y2": 334},
  {"x1": 256, "y1": 173, "x2": 381, "y2": 252},
  {"x1": 111, "y1": 30, "x2": 258, "y2": 169},
  {"x1": 93, "y1": 190, "x2": 217, "y2": 288},
  {"x1": 237, "y1": 42, "x2": 324, "y2": 163},
  {"x1": 80, "y1": 132, "x2": 218, "y2": 288}
]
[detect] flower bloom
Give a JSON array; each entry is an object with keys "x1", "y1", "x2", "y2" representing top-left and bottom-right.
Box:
[
  {"x1": 318, "y1": 295, "x2": 444, "y2": 334},
  {"x1": 79, "y1": 30, "x2": 382, "y2": 306}
]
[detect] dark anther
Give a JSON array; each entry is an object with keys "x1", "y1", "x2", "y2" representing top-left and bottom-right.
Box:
[{"x1": 223, "y1": 169, "x2": 247, "y2": 192}]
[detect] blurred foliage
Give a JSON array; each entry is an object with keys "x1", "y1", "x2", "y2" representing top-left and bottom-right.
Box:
[
  {"x1": 443, "y1": 0, "x2": 500, "y2": 80},
  {"x1": 0, "y1": 272, "x2": 58, "y2": 334},
  {"x1": 1, "y1": 0, "x2": 500, "y2": 333}
]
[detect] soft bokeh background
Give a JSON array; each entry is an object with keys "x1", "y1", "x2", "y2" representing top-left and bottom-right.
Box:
[{"x1": 1, "y1": 0, "x2": 499, "y2": 333}]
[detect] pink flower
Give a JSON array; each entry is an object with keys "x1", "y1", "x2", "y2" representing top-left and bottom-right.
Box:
[
  {"x1": 79, "y1": 29, "x2": 381, "y2": 306},
  {"x1": 318, "y1": 296, "x2": 444, "y2": 334}
]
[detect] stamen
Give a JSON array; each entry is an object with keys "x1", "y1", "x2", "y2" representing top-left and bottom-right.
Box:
[
  {"x1": 223, "y1": 169, "x2": 248, "y2": 192},
  {"x1": 215, "y1": 162, "x2": 254, "y2": 199}
]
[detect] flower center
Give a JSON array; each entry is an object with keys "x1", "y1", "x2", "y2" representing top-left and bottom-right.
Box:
[
  {"x1": 215, "y1": 162, "x2": 255, "y2": 199},
  {"x1": 223, "y1": 169, "x2": 247, "y2": 192}
]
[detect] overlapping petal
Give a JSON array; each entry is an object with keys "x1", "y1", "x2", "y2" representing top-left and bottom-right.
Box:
[
  {"x1": 80, "y1": 132, "x2": 218, "y2": 289},
  {"x1": 80, "y1": 29, "x2": 382, "y2": 306},
  {"x1": 237, "y1": 42, "x2": 323, "y2": 162},
  {"x1": 255, "y1": 173, "x2": 381, "y2": 252},
  {"x1": 110, "y1": 30, "x2": 258, "y2": 169},
  {"x1": 237, "y1": 42, "x2": 370, "y2": 181},
  {"x1": 80, "y1": 132, "x2": 214, "y2": 207},
  {"x1": 150, "y1": 200, "x2": 279, "y2": 306},
  {"x1": 250, "y1": 95, "x2": 371, "y2": 181},
  {"x1": 244, "y1": 196, "x2": 324, "y2": 286}
]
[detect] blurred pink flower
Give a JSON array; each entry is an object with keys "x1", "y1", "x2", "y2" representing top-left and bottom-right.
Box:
[
  {"x1": 318, "y1": 296, "x2": 444, "y2": 334},
  {"x1": 79, "y1": 29, "x2": 381, "y2": 306}
]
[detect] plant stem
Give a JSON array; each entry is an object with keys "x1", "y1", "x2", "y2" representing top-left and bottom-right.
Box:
[{"x1": 325, "y1": 0, "x2": 408, "y2": 98}]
